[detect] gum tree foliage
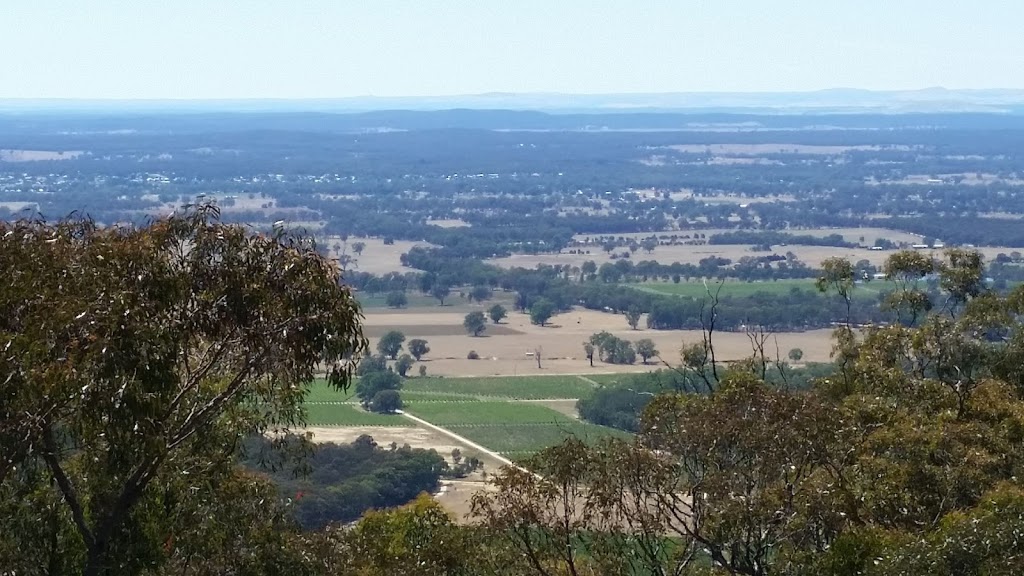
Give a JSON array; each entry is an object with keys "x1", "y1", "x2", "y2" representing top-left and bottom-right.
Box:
[
  {"x1": 463, "y1": 311, "x2": 487, "y2": 337},
  {"x1": 0, "y1": 206, "x2": 366, "y2": 575},
  {"x1": 529, "y1": 298, "x2": 556, "y2": 327},
  {"x1": 488, "y1": 304, "x2": 507, "y2": 324},
  {"x1": 407, "y1": 338, "x2": 430, "y2": 361},
  {"x1": 473, "y1": 250, "x2": 1024, "y2": 576},
  {"x1": 385, "y1": 291, "x2": 407, "y2": 309},
  {"x1": 376, "y1": 330, "x2": 405, "y2": 359}
]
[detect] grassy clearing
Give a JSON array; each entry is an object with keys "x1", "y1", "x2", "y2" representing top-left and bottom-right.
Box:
[
  {"x1": 404, "y1": 401, "x2": 576, "y2": 426},
  {"x1": 356, "y1": 293, "x2": 443, "y2": 310},
  {"x1": 303, "y1": 404, "x2": 406, "y2": 426},
  {"x1": 304, "y1": 379, "x2": 358, "y2": 403},
  {"x1": 404, "y1": 376, "x2": 595, "y2": 400}
]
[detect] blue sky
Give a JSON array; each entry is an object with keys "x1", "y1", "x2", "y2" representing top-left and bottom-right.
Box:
[{"x1": 1, "y1": 0, "x2": 1020, "y2": 99}]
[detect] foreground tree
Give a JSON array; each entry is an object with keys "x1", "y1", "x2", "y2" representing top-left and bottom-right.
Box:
[{"x1": 0, "y1": 206, "x2": 366, "y2": 575}]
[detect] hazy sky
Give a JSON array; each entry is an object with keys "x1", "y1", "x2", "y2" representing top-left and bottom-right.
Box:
[{"x1": 2, "y1": 0, "x2": 1020, "y2": 99}]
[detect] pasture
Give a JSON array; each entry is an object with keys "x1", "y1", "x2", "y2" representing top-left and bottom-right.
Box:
[
  {"x1": 303, "y1": 403, "x2": 406, "y2": 426},
  {"x1": 404, "y1": 400, "x2": 629, "y2": 458},
  {"x1": 404, "y1": 375, "x2": 596, "y2": 400},
  {"x1": 361, "y1": 307, "x2": 839, "y2": 376}
]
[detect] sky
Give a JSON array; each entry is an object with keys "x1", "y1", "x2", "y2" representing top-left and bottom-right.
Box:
[{"x1": 2, "y1": 0, "x2": 1021, "y2": 99}]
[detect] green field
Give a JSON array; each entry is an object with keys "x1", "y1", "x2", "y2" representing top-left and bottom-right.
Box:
[
  {"x1": 635, "y1": 278, "x2": 895, "y2": 299},
  {"x1": 405, "y1": 400, "x2": 629, "y2": 456},
  {"x1": 304, "y1": 379, "x2": 358, "y2": 403},
  {"x1": 404, "y1": 401, "x2": 576, "y2": 426},
  {"x1": 303, "y1": 403, "x2": 406, "y2": 426},
  {"x1": 585, "y1": 373, "x2": 641, "y2": 386},
  {"x1": 454, "y1": 422, "x2": 632, "y2": 457},
  {"x1": 357, "y1": 291, "x2": 517, "y2": 311},
  {"x1": 356, "y1": 293, "x2": 445, "y2": 309},
  {"x1": 404, "y1": 375, "x2": 595, "y2": 400}
]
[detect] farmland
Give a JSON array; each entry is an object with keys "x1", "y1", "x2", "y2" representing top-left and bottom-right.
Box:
[
  {"x1": 404, "y1": 375, "x2": 597, "y2": 399},
  {"x1": 634, "y1": 277, "x2": 899, "y2": 299}
]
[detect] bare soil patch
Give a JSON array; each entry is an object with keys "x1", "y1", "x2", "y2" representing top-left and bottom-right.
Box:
[{"x1": 0, "y1": 149, "x2": 83, "y2": 162}]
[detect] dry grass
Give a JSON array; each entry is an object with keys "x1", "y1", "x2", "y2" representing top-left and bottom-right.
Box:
[
  {"x1": 362, "y1": 307, "x2": 837, "y2": 377},
  {"x1": 322, "y1": 236, "x2": 437, "y2": 276}
]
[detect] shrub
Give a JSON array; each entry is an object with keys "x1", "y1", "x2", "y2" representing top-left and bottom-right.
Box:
[{"x1": 467, "y1": 350, "x2": 480, "y2": 360}]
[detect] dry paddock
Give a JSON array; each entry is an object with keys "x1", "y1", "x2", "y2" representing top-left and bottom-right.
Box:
[{"x1": 361, "y1": 307, "x2": 836, "y2": 377}]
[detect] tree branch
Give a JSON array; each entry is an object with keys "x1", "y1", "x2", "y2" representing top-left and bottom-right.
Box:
[{"x1": 42, "y1": 426, "x2": 94, "y2": 548}]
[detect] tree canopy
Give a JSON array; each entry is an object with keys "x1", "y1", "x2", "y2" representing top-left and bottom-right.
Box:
[{"x1": 0, "y1": 207, "x2": 366, "y2": 575}]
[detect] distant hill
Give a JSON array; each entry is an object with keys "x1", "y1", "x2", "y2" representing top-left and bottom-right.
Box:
[{"x1": 5, "y1": 88, "x2": 1024, "y2": 115}]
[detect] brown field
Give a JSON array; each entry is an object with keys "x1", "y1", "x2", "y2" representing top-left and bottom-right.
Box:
[
  {"x1": 322, "y1": 236, "x2": 436, "y2": 276},
  {"x1": 572, "y1": 226, "x2": 923, "y2": 244},
  {"x1": 664, "y1": 143, "x2": 905, "y2": 155},
  {"x1": 362, "y1": 307, "x2": 837, "y2": 377},
  {"x1": 490, "y1": 243, "x2": 1024, "y2": 273},
  {"x1": 0, "y1": 149, "x2": 83, "y2": 162},
  {"x1": 427, "y1": 218, "x2": 471, "y2": 228}
]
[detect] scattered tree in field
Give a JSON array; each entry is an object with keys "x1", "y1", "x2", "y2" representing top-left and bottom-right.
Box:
[
  {"x1": 635, "y1": 339, "x2": 658, "y2": 364},
  {"x1": 589, "y1": 331, "x2": 637, "y2": 364},
  {"x1": 395, "y1": 354, "x2": 415, "y2": 377},
  {"x1": 356, "y1": 370, "x2": 402, "y2": 410},
  {"x1": 385, "y1": 290, "x2": 408, "y2": 309},
  {"x1": 358, "y1": 353, "x2": 388, "y2": 376},
  {"x1": 467, "y1": 350, "x2": 480, "y2": 360},
  {"x1": 463, "y1": 311, "x2": 487, "y2": 336},
  {"x1": 534, "y1": 346, "x2": 543, "y2": 368},
  {"x1": 530, "y1": 298, "x2": 556, "y2": 327},
  {"x1": 581, "y1": 260, "x2": 598, "y2": 281},
  {"x1": 788, "y1": 348, "x2": 804, "y2": 362},
  {"x1": 583, "y1": 342, "x2": 595, "y2": 367},
  {"x1": 418, "y1": 364, "x2": 427, "y2": 377},
  {"x1": 641, "y1": 238, "x2": 658, "y2": 254},
  {"x1": 370, "y1": 389, "x2": 403, "y2": 413},
  {"x1": 0, "y1": 207, "x2": 366, "y2": 574},
  {"x1": 408, "y1": 338, "x2": 430, "y2": 361},
  {"x1": 488, "y1": 304, "x2": 508, "y2": 324},
  {"x1": 431, "y1": 283, "x2": 451, "y2": 306},
  {"x1": 625, "y1": 306, "x2": 642, "y2": 330},
  {"x1": 469, "y1": 285, "x2": 493, "y2": 303},
  {"x1": 351, "y1": 241, "x2": 366, "y2": 256},
  {"x1": 377, "y1": 330, "x2": 406, "y2": 359}
]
